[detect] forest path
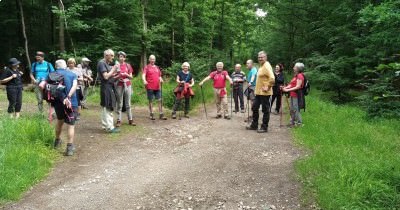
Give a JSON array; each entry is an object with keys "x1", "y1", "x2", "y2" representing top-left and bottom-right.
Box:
[{"x1": 4, "y1": 101, "x2": 301, "y2": 210}]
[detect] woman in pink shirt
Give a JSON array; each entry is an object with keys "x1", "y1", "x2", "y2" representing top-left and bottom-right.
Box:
[
  {"x1": 115, "y1": 51, "x2": 136, "y2": 127},
  {"x1": 199, "y1": 62, "x2": 233, "y2": 119}
]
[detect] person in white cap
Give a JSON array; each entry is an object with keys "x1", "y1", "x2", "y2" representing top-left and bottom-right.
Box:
[
  {"x1": 78, "y1": 57, "x2": 93, "y2": 109},
  {"x1": 0, "y1": 58, "x2": 24, "y2": 118}
]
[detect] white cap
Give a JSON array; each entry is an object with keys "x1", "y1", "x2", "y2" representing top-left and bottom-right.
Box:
[{"x1": 82, "y1": 57, "x2": 91, "y2": 62}]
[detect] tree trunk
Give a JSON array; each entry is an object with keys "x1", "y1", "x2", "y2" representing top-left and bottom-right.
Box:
[
  {"x1": 58, "y1": 0, "x2": 65, "y2": 52},
  {"x1": 140, "y1": 0, "x2": 148, "y2": 71},
  {"x1": 16, "y1": 0, "x2": 31, "y2": 71}
]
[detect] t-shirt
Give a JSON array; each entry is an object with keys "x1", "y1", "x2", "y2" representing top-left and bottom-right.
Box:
[
  {"x1": 97, "y1": 59, "x2": 115, "y2": 84},
  {"x1": 143, "y1": 64, "x2": 161, "y2": 90},
  {"x1": 117, "y1": 63, "x2": 133, "y2": 86},
  {"x1": 289, "y1": 73, "x2": 304, "y2": 98},
  {"x1": 55, "y1": 69, "x2": 78, "y2": 108},
  {"x1": 1, "y1": 67, "x2": 23, "y2": 87},
  {"x1": 209, "y1": 70, "x2": 228, "y2": 88},
  {"x1": 231, "y1": 71, "x2": 246, "y2": 87},
  {"x1": 31, "y1": 61, "x2": 55, "y2": 81},
  {"x1": 177, "y1": 70, "x2": 193, "y2": 83},
  {"x1": 247, "y1": 67, "x2": 257, "y2": 86},
  {"x1": 68, "y1": 67, "x2": 83, "y2": 87}
]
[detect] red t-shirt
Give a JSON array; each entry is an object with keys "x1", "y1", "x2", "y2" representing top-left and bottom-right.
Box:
[
  {"x1": 209, "y1": 70, "x2": 228, "y2": 88},
  {"x1": 117, "y1": 63, "x2": 133, "y2": 86},
  {"x1": 143, "y1": 64, "x2": 161, "y2": 90},
  {"x1": 289, "y1": 73, "x2": 304, "y2": 97}
]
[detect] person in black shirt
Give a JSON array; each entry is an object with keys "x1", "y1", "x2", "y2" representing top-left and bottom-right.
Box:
[
  {"x1": 271, "y1": 64, "x2": 285, "y2": 114},
  {"x1": 0, "y1": 58, "x2": 24, "y2": 118},
  {"x1": 231, "y1": 64, "x2": 246, "y2": 113},
  {"x1": 172, "y1": 62, "x2": 194, "y2": 119}
]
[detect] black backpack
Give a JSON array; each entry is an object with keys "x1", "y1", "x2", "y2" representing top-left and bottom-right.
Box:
[
  {"x1": 296, "y1": 73, "x2": 310, "y2": 112},
  {"x1": 44, "y1": 72, "x2": 66, "y2": 103}
]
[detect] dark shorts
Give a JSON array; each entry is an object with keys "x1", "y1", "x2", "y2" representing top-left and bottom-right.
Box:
[
  {"x1": 53, "y1": 101, "x2": 77, "y2": 125},
  {"x1": 147, "y1": 89, "x2": 161, "y2": 101}
]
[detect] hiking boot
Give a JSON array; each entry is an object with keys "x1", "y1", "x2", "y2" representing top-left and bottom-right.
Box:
[
  {"x1": 159, "y1": 113, "x2": 167, "y2": 120},
  {"x1": 184, "y1": 114, "x2": 190, "y2": 118},
  {"x1": 234, "y1": 110, "x2": 239, "y2": 113},
  {"x1": 240, "y1": 109, "x2": 245, "y2": 113},
  {"x1": 54, "y1": 138, "x2": 62, "y2": 149},
  {"x1": 129, "y1": 119, "x2": 136, "y2": 126},
  {"x1": 286, "y1": 123, "x2": 295, "y2": 128},
  {"x1": 116, "y1": 120, "x2": 122, "y2": 127},
  {"x1": 108, "y1": 128, "x2": 120, "y2": 133},
  {"x1": 257, "y1": 127, "x2": 268, "y2": 133},
  {"x1": 82, "y1": 105, "x2": 89, "y2": 109},
  {"x1": 224, "y1": 115, "x2": 231, "y2": 120},
  {"x1": 273, "y1": 110, "x2": 279, "y2": 115},
  {"x1": 150, "y1": 113, "x2": 155, "y2": 120},
  {"x1": 65, "y1": 144, "x2": 75, "y2": 156},
  {"x1": 246, "y1": 125, "x2": 257, "y2": 130},
  {"x1": 172, "y1": 113, "x2": 177, "y2": 119},
  {"x1": 216, "y1": 115, "x2": 222, "y2": 119}
]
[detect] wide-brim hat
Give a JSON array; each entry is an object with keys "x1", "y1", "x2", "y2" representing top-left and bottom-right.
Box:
[
  {"x1": 9, "y1": 58, "x2": 21, "y2": 66},
  {"x1": 82, "y1": 57, "x2": 91, "y2": 62}
]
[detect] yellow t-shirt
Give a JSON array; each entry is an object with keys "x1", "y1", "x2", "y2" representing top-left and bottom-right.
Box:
[{"x1": 255, "y1": 61, "x2": 275, "y2": 96}]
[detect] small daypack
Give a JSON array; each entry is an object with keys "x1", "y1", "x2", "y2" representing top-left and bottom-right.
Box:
[
  {"x1": 296, "y1": 73, "x2": 310, "y2": 112},
  {"x1": 44, "y1": 72, "x2": 66, "y2": 103}
]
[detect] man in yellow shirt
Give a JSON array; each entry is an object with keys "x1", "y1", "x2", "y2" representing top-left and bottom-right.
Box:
[{"x1": 246, "y1": 51, "x2": 275, "y2": 133}]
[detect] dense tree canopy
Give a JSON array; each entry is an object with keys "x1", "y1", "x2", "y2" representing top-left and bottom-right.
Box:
[{"x1": 0, "y1": 0, "x2": 399, "y2": 117}]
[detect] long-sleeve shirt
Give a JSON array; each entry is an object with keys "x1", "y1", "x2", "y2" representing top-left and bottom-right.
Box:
[{"x1": 255, "y1": 61, "x2": 275, "y2": 96}]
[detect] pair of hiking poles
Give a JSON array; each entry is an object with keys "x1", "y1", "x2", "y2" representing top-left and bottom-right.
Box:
[{"x1": 200, "y1": 84, "x2": 235, "y2": 120}]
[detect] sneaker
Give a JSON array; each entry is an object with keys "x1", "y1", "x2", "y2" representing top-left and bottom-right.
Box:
[
  {"x1": 224, "y1": 115, "x2": 231, "y2": 120},
  {"x1": 257, "y1": 127, "x2": 268, "y2": 133},
  {"x1": 108, "y1": 128, "x2": 120, "y2": 133},
  {"x1": 240, "y1": 109, "x2": 245, "y2": 113},
  {"x1": 246, "y1": 125, "x2": 257, "y2": 130},
  {"x1": 273, "y1": 110, "x2": 279, "y2": 115},
  {"x1": 234, "y1": 110, "x2": 239, "y2": 113},
  {"x1": 159, "y1": 113, "x2": 167, "y2": 120},
  {"x1": 116, "y1": 120, "x2": 122, "y2": 127},
  {"x1": 150, "y1": 113, "x2": 155, "y2": 120},
  {"x1": 129, "y1": 119, "x2": 136, "y2": 126},
  {"x1": 54, "y1": 138, "x2": 62, "y2": 149},
  {"x1": 286, "y1": 123, "x2": 295, "y2": 128},
  {"x1": 172, "y1": 113, "x2": 177, "y2": 119},
  {"x1": 65, "y1": 144, "x2": 75, "y2": 156},
  {"x1": 184, "y1": 114, "x2": 190, "y2": 118},
  {"x1": 216, "y1": 115, "x2": 222, "y2": 119}
]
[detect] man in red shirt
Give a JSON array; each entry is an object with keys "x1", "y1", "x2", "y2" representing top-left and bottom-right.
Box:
[
  {"x1": 199, "y1": 62, "x2": 233, "y2": 119},
  {"x1": 142, "y1": 55, "x2": 167, "y2": 120}
]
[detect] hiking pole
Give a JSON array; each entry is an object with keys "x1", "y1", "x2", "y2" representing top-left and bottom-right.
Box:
[
  {"x1": 200, "y1": 85, "x2": 208, "y2": 119},
  {"x1": 230, "y1": 85, "x2": 233, "y2": 118},
  {"x1": 247, "y1": 89, "x2": 250, "y2": 123},
  {"x1": 279, "y1": 90, "x2": 284, "y2": 127}
]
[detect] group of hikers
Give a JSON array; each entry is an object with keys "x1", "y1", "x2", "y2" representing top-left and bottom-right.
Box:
[{"x1": 1, "y1": 50, "x2": 307, "y2": 156}]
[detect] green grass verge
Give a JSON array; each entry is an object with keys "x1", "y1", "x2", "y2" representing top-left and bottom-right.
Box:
[
  {"x1": 294, "y1": 92, "x2": 400, "y2": 209},
  {"x1": 0, "y1": 114, "x2": 57, "y2": 204}
]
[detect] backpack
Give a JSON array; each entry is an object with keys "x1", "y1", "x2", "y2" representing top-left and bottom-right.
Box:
[
  {"x1": 32, "y1": 61, "x2": 51, "y2": 74},
  {"x1": 44, "y1": 72, "x2": 66, "y2": 103}
]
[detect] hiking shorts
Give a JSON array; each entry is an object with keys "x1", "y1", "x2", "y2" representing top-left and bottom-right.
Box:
[
  {"x1": 53, "y1": 101, "x2": 77, "y2": 125},
  {"x1": 147, "y1": 89, "x2": 161, "y2": 101}
]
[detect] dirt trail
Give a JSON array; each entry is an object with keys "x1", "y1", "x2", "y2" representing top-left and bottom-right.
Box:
[{"x1": 3, "y1": 102, "x2": 301, "y2": 210}]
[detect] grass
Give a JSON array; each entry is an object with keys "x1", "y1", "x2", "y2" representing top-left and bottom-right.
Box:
[
  {"x1": 294, "y1": 91, "x2": 400, "y2": 209},
  {"x1": 0, "y1": 114, "x2": 57, "y2": 204}
]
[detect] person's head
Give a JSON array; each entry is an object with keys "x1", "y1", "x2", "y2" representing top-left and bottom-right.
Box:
[
  {"x1": 55, "y1": 59, "x2": 67, "y2": 70},
  {"x1": 246, "y1": 60, "x2": 253, "y2": 69},
  {"x1": 35, "y1": 51, "x2": 45, "y2": 63},
  {"x1": 258, "y1": 51, "x2": 267, "y2": 65},
  {"x1": 8, "y1": 58, "x2": 20, "y2": 69},
  {"x1": 216, "y1": 62, "x2": 224, "y2": 71},
  {"x1": 275, "y1": 64, "x2": 283, "y2": 74},
  {"x1": 117, "y1": 51, "x2": 127, "y2": 63},
  {"x1": 235, "y1": 64, "x2": 241, "y2": 72},
  {"x1": 182, "y1": 62, "x2": 190, "y2": 71},
  {"x1": 81, "y1": 57, "x2": 91, "y2": 65},
  {"x1": 103, "y1": 49, "x2": 115, "y2": 63},
  {"x1": 149, "y1": 55, "x2": 156, "y2": 65},
  {"x1": 67, "y1": 58, "x2": 76, "y2": 69},
  {"x1": 293, "y1": 62, "x2": 305, "y2": 74}
]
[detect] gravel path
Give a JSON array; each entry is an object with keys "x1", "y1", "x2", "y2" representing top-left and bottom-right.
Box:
[{"x1": 4, "y1": 103, "x2": 302, "y2": 210}]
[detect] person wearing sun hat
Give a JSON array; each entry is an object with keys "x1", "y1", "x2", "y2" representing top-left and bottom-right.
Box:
[{"x1": 0, "y1": 58, "x2": 24, "y2": 118}]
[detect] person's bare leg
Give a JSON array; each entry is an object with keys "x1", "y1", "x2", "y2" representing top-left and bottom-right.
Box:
[
  {"x1": 158, "y1": 100, "x2": 163, "y2": 114},
  {"x1": 149, "y1": 101, "x2": 153, "y2": 114},
  {"x1": 67, "y1": 124, "x2": 75, "y2": 144},
  {"x1": 55, "y1": 120, "x2": 64, "y2": 139}
]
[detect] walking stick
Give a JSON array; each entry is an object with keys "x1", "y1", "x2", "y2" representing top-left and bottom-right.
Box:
[
  {"x1": 230, "y1": 85, "x2": 233, "y2": 118},
  {"x1": 279, "y1": 90, "x2": 284, "y2": 127},
  {"x1": 200, "y1": 86, "x2": 208, "y2": 119},
  {"x1": 247, "y1": 89, "x2": 250, "y2": 123}
]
